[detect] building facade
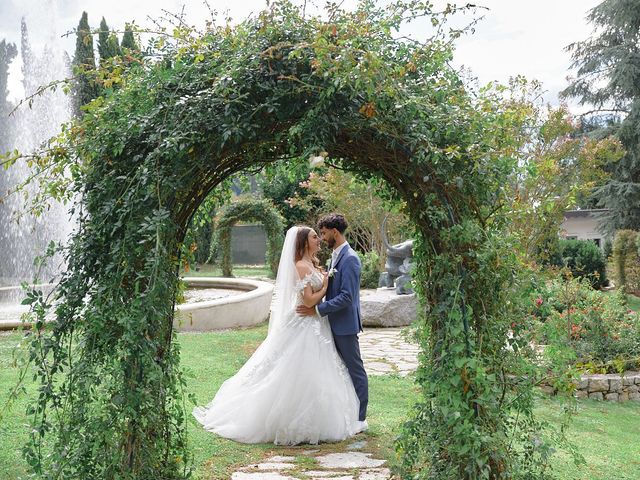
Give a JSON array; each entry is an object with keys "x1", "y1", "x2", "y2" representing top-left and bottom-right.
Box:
[{"x1": 559, "y1": 209, "x2": 610, "y2": 249}]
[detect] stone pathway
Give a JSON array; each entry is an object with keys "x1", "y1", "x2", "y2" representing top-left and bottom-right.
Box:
[
  {"x1": 231, "y1": 443, "x2": 391, "y2": 479},
  {"x1": 227, "y1": 327, "x2": 419, "y2": 479},
  {"x1": 359, "y1": 327, "x2": 419, "y2": 377}
]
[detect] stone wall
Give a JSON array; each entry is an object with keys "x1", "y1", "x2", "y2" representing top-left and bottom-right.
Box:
[
  {"x1": 574, "y1": 372, "x2": 640, "y2": 402},
  {"x1": 231, "y1": 224, "x2": 267, "y2": 265}
]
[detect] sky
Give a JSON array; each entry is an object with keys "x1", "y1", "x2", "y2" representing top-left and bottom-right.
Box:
[{"x1": 0, "y1": 0, "x2": 602, "y2": 110}]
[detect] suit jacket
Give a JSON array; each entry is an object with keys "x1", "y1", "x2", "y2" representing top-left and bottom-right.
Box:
[{"x1": 317, "y1": 244, "x2": 362, "y2": 335}]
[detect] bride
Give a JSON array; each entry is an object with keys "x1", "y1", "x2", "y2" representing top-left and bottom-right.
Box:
[{"x1": 192, "y1": 225, "x2": 361, "y2": 445}]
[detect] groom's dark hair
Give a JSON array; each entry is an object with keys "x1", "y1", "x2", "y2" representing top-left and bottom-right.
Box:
[{"x1": 318, "y1": 213, "x2": 348, "y2": 233}]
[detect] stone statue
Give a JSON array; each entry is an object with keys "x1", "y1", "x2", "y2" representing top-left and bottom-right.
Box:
[{"x1": 378, "y1": 217, "x2": 414, "y2": 294}]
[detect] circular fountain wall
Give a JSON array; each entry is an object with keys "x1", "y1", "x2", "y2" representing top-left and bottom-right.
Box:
[
  {"x1": 0, "y1": 278, "x2": 274, "y2": 331},
  {"x1": 175, "y1": 277, "x2": 274, "y2": 331}
]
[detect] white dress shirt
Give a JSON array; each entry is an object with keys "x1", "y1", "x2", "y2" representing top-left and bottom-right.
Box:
[
  {"x1": 330, "y1": 241, "x2": 349, "y2": 269},
  {"x1": 316, "y1": 241, "x2": 349, "y2": 316}
]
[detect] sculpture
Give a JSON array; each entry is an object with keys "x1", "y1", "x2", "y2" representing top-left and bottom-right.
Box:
[{"x1": 378, "y1": 217, "x2": 415, "y2": 294}]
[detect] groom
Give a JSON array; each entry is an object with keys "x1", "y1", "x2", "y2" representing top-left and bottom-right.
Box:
[{"x1": 296, "y1": 213, "x2": 369, "y2": 431}]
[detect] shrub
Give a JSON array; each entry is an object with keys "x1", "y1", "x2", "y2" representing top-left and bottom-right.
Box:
[
  {"x1": 613, "y1": 230, "x2": 640, "y2": 293},
  {"x1": 558, "y1": 239, "x2": 607, "y2": 289},
  {"x1": 357, "y1": 251, "x2": 380, "y2": 289},
  {"x1": 603, "y1": 238, "x2": 613, "y2": 259},
  {"x1": 527, "y1": 277, "x2": 640, "y2": 373}
]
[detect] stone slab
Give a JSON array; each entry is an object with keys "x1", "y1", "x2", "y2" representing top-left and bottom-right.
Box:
[
  {"x1": 359, "y1": 468, "x2": 392, "y2": 480},
  {"x1": 347, "y1": 440, "x2": 367, "y2": 450},
  {"x1": 305, "y1": 472, "x2": 353, "y2": 478},
  {"x1": 360, "y1": 289, "x2": 417, "y2": 327},
  {"x1": 232, "y1": 473, "x2": 297, "y2": 480},
  {"x1": 264, "y1": 456, "x2": 296, "y2": 463},
  {"x1": 315, "y1": 452, "x2": 386, "y2": 469},
  {"x1": 588, "y1": 378, "x2": 609, "y2": 393},
  {"x1": 255, "y1": 462, "x2": 296, "y2": 471},
  {"x1": 310, "y1": 477, "x2": 353, "y2": 480}
]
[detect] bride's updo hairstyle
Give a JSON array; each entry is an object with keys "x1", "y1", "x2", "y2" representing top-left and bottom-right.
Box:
[{"x1": 294, "y1": 226, "x2": 319, "y2": 267}]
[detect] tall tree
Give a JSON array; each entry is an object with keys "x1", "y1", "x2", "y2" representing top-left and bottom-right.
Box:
[
  {"x1": 73, "y1": 11, "x2": 98, "y2": 113},
  {"x1": 0, "y1": 40, "x2": 17, "y2": 151},
  {"x1": 98, "y1": 17, "x2": 121, "y2": 62},
  {"x1": 562, "y1": 0, "x2": 640, "y2": 233},
  {"x1": 121, "y1": 23, "x2": 139, "y2": 52},
  {"x1": 20, "y1": 18, "x2": 36, "y2": 95}
]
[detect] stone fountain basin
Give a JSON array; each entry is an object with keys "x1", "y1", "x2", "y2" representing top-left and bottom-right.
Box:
[
  {"x1": 0, "y1": 278, "x2": 274, "y2": 332},
  {"x1": 174, "y1": 277, "x2": 274, "y2": 332},
  {"x1": 0, "y1": 283, "x2": 56, "y2": 303}
]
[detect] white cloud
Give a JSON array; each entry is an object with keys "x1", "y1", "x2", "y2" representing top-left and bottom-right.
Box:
[{"x1": 449, "y1": 0, "x2": 601, "y2": 108}]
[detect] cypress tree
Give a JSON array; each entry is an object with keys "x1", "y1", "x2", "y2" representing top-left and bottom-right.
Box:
[
  {"x1": 0, "y1": 39, "x2": 17, "y2": 152},
  {"x1": 20, "y1": 18, "x2": 36, "y2": 94},
  {"x1": 98, "y1": 17, "x2": 121, "y2": 62},
  {"x1": 121, "y1": 23, "x2": 139, "y2": 52},
  {"x1": 73, "y1": 11, "x2": 99, "y2": 113},
  {"x1": 562, "y1": 0, "x2": 640, "y2": 232}
]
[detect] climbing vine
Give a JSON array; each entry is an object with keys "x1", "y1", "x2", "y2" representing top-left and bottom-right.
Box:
[
  {"x1": 212, "y1": 197, "x2": 285, "y2": 276},
  {"x1": 4, "y1": 1, "x2": 573, "y2": 478}
]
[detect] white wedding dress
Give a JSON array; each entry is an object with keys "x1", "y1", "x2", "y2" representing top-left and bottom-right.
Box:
[{"x1": 193, "y1": 269, "x2": 360, "y2": 445}]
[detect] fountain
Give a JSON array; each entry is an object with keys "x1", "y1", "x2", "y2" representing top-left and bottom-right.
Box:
[
  {"x1": 0, "y1": 2, "x2": 74, "y2": 323},
  {"x1": 0, "y1": 2, "x2": 72, "y2": 303},
  {"x1": 0, "y1": 3, "x2": 277, "y2": 333},
  {"x1": 174, "y1": 278, "x2": 274, "y2": 332}
]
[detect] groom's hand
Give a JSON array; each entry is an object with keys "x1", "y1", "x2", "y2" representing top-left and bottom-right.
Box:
[{"x1": 296, "y1": 305, "x2": 316, "y2": 317}]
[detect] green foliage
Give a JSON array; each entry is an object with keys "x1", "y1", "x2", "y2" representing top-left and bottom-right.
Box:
[
  {"x1": 357, "y1": 251, "x2": 380, "y2": 288},
  {"x1": 0, "y1": 39, "x2": 17, "y2": 151},
  {"x1": 258, "y1": 161, "x2": 320, "y2": 228},
  {"x1": 563, "y1": 0, "x2": 640, "y2": 232},
  {"x1": 603, "y1": 237, "x2": 613, "y2": 259},
  {"x1": 121, "y1": 23, "x2": 139, "y2": 52},
  {"x1": 212, "y1": 197, "x2": 285, "y2": 277},
  {"x1": 501, "y1": 80, "x2": 619, "y2": 264},
  {"x1": 556, "y1": 239, "x2": 607, "y2": 289},
  {"x1": 289, "y1": 168, "x2": 410, "y2": 269},
  {"x1": 4, "y1": 329, "x2": 640, "y2": 480},
  {"x1": 73, "y1": 12, "x2": 99, "y2": 113},
  {"x1": 4, "y1": 1, "x2": 574, "y2": 477},
  {"x1": 612, "y1": 229, "x2": 640, "y2": 293},
  {"x1": 184, "y1": 179, "x2": 232, "y2": 265},
  {"x1": 528, "y1": 277, "x2": 640, "y2": 373},
  {"x1": 98, "y1": 17, "x2": 122, "y2": 62},
  {"x1": 398, "y1": 228, "x2": 568, "y2": 479}
]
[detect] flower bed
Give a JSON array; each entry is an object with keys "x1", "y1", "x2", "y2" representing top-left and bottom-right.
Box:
[{"x1": 525, "y1": 277, "x2": 640, "y2": 374}]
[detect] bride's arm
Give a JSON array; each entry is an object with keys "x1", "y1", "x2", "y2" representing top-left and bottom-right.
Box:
[{"x1": 295, "y1": 263, "x2": 328, "y2": 308}]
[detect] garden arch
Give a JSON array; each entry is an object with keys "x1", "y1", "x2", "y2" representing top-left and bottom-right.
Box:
[
  {"x1": 212, "y1": 197, "x2": 285, "y2": 276},
  {"x1": 20, "y1": 3, "x2": 542, "y2": 479}
]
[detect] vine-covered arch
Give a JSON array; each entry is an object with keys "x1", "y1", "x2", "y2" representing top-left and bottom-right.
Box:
[
  {"x1": 15, "y1": 2, "x2": 547, "y2": 479},
  {"x1": 213, "y1": 197, "x2": 285, "y2": 276}
]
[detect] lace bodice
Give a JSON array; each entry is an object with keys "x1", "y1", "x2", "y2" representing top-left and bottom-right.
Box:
[{"x1": 295, "y1": 269, "x2": 324, "y2": 295}]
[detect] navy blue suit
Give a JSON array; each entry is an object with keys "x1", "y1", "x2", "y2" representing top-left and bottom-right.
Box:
[{"x1": 317, "y1": 244, "x2": 369, "y2": 421}]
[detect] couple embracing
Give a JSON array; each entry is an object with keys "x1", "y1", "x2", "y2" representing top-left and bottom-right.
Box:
[{"x1": 193, "y1": 213, "x2": 369, "y2": 445}]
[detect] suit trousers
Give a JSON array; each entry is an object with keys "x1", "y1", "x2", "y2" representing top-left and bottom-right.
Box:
[{"x1": 333, "y1": 333, "x2": 368, "y2": 421}]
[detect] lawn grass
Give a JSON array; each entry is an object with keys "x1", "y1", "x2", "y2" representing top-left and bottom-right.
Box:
[
  {"x1": 625, "y1": 293, "x2": 640, "y2": 312},
  {"x1": 537, "y1": 397, "x2": 640, "y2": 480},
  {"x1": 180, "y1": 324, "x2": 419, "y2": 478},
  {"x1": 602, "y1": 289, "x2": 640, "y2": 312},
  {"x1": 1, "y1": 326, "x2": 639, "y2": 479}
]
